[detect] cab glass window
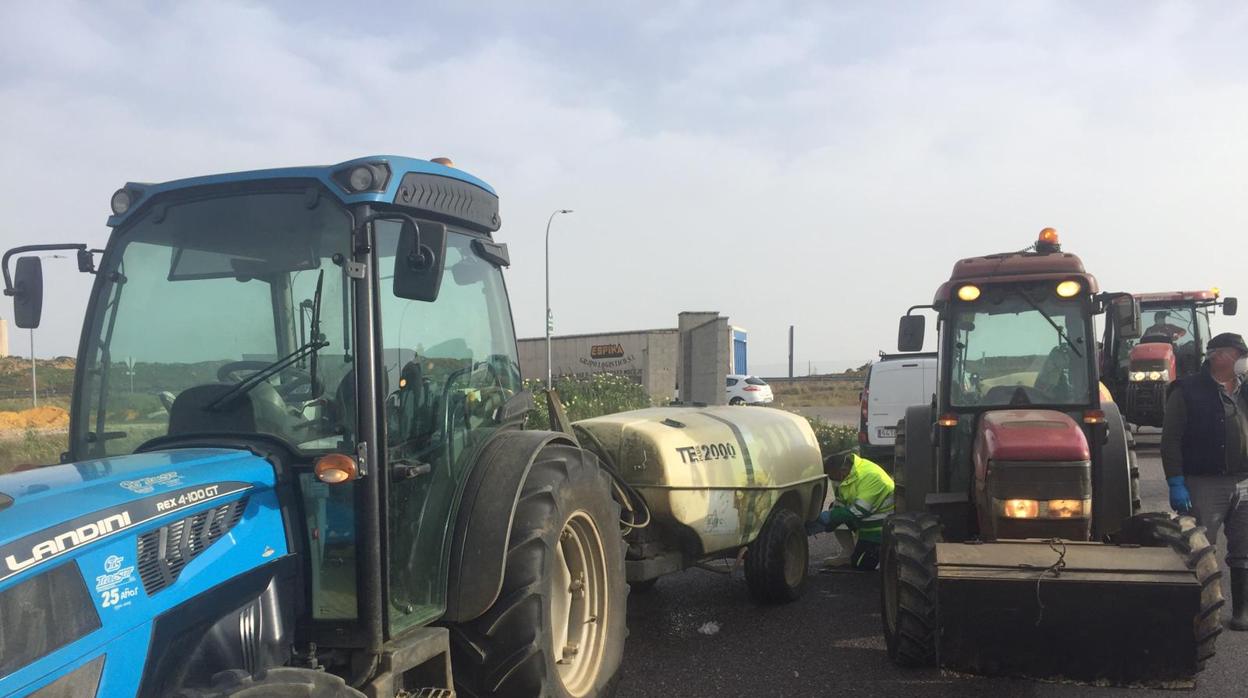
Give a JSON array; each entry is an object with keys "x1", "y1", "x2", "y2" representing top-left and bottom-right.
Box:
[{"x1": 375, "y1": 224, "x2": 521, "y2": 632}]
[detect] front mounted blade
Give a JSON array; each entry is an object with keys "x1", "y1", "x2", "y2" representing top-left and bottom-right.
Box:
[{"x1": 935, "y1": 540, "x2": 1203, "y2": 686}]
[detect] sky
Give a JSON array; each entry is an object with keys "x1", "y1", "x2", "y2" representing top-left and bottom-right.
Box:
[{"x1": 1, "y1": 1, "x2": 1245, "y2": 375}]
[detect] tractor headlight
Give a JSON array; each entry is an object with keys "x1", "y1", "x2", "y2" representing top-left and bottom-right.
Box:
[
  {"x1": 348, "y1": 166, "x2": 375, "y2": 192},
  {"x1": 332, "y1": 161, "x2": 392, "y2": 193},
  {"x1": 1055, "y1": 280, "x2": 1082, "y2": 298},
  {"x1": 110, "y1": 188, "x2": 133, "y2": 215},
  {"x1": 957, "y1": 284, "x2": 981, "y2": 301},
  {"x1": 1047, "y1": 499, "x2": 1086, "y2": 518},
  {"x1": 997, "y1": 498, "x2": 1090, "y2": 519},
  {"x1": 1002, "y1": 499, "x2": 1040, "y2": 519}
]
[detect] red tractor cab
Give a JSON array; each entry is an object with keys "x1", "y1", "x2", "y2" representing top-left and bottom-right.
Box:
[
  {"x1": 882, "y1": 229, "x2": 1223, "y2": 685},
  {"x1": 1102, "y1": 289, "x2": 1237, "y2": 427}
]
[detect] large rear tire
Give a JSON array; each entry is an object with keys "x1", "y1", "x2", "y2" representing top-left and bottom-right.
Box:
[
  {"x1": 1114, "y1": 513, "x2": 1224, "y2": 669},
  {"x1": 449, "y1": 445, "x2": 627, "y2": 698},
  {"x1": 893, "y1": 406, "x2": 933, "y2": 514},
  {"x1": 881, "y1": 512, "x2": 941, "y2": 667},
  {"x1": 745, "y1": 507, "x2": 808, "y2": 603}
]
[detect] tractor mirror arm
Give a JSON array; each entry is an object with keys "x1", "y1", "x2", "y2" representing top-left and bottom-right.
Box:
[{"x1": 2, "y1": 243, "x2": 95, "y2": 295}]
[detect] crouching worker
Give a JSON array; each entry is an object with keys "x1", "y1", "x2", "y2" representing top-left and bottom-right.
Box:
[{"x1": 807, "y1": 450, "x2": 894, "y2": 571}]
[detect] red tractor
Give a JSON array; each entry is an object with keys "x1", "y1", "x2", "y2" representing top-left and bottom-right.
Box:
[
  {"x1": 883, "y1": 229, "x2": 1223, "y2": 685},
  {"x1": 1101, "y1": 290, "x2": 1238, "y2": 427}
]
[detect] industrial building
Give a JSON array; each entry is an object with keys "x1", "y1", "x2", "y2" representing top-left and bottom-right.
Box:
[{"x1": 517, "y1": 311, "x2": 747, "y2": 404}]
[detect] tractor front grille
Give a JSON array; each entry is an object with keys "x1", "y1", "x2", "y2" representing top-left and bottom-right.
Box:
[{"x1": 136, "y1": 497, "x2": 248, "y2": 595}]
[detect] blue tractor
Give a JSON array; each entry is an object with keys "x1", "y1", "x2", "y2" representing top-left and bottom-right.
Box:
[{"x1": 0, "y1": 157, "x2": 627, "y2": 697}]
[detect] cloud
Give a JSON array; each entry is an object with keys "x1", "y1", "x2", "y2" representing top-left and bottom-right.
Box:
[{"x1": 1, "y1": 0, "x2": 1246, "y2": 372}]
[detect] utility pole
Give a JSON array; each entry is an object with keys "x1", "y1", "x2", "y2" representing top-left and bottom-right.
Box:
[
  {"x1": 545, "y1": 208, "x2": 573, "y2": 389},
  {"x1": 788, "y1": 325, "x2": 794, "y2": 379}
]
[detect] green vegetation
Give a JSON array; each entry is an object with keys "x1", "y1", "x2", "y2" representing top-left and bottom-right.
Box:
[
  {"x1": 805, "y1": 417, "x2": 858, "y2": 457},
  {"x1": 525, "y1": 374, "x2": 652, "y2": 427},
  {"x1": 0, "y1": 429, "x2": 67, "y2": 474}
]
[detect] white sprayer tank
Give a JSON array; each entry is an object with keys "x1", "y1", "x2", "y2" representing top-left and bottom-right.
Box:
[{"x1": 574, "y1": 405, "x2": 825, "y2": 556}]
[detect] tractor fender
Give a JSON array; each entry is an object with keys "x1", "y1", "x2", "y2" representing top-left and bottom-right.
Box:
[
  {"x1": 442, "y1": 429, "x2": 578, "y2": 623},
  {"x1": 895, "y1": 404, "x2": 934, "y2": 514},
  {"x1": 1093, "y1": 400, "x2": 1138, "y2": 539}
]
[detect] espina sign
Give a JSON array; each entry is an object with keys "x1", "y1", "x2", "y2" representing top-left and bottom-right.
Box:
[
  {"x1": 591, "y1": 343, "x2": 625, "y2": 359},
  {"x1": 582, "y1": 343, "x2": 636, "y2": 370}
]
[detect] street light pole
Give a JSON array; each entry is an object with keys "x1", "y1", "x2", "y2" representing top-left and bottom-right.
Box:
[{"x1": 545, "y1": 208, "x2": 573, "y2": 389}]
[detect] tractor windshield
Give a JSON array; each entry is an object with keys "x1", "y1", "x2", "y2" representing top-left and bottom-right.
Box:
[
  {"x1": 949, "y1": 291, "x2": 1092, "y2": 407},
  {"x1": 1115, "y1": 302, "x2": 1207, "y2": 376},
  {"x1": 73, "y1": 187, "x2": 356, "y2": 458}
]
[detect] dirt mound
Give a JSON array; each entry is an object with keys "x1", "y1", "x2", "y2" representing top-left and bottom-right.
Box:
[{"x1": 0, "y1": 406, "x2": 71, "y2": 431}]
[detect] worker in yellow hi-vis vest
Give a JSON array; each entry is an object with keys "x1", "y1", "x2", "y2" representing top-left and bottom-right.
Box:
[{"x1": 806, "y1": 450, "x2": 895, "y2": 571}]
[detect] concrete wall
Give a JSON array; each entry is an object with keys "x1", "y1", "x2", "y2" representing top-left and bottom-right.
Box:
[
  {"x1": 518, "y1": 311, "x2": 736, "y2": 405},
  {"x1": 518, "y1": 329, "x2": 680, "y2": 401},
  {"x1": 679, "y1": 312, "x2": 731, "y2": 405}
]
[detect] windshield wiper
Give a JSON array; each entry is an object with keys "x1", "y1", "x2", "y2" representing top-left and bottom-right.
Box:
[
  {"x1": 1012, "y1": 288, "x2": 1083, "y2": 358},
  {"x1": 207, "y1": 271, "x2": 327, "y2": 411}
]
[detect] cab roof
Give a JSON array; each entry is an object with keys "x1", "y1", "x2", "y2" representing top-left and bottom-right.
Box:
[
  {"x1": 1134, "y1": 290, "x2": 1221, "y2": 304},
  {"x1": 106, "y1": 155, "x2": 500, "y2": 232},
  {"x1": 934, "y1": 248, "x2": 1099, "y2": 303}
]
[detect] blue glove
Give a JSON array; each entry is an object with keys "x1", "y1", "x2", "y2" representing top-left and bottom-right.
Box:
[
  {"x1": 1167, "y1": 476, "x2": 1192, "y2": 513},
  {"x1": 805, "y1": 511, "x2": 833, "y2": 536}
]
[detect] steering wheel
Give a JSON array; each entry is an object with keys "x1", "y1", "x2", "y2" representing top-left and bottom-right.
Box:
[{"x1": 216, "y1": 360, "x2": 317, "y2": 401}]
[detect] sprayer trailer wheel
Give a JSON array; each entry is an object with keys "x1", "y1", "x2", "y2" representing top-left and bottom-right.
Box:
[
  {"x1": 745, "y1": 507, "x2": 808, "y2": 603},
  {"x1": 881, "y1": 512, "x2": 941, "y2": 667}
]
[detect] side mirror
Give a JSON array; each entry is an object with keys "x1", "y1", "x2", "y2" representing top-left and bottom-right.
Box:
[
  {"x1": 393, "y1": 219, "x2": 447, "y2": 302},
  {"x1": 1110, "y1": 295, "x2": 1142, "y2": 340},
  {"x1": 898, "y1": 315, "x2": 925, "y2": 352},
  {"x1": 13, "y1": 257, "x2": 44, "y2": 329},
  {"x1": 1223, "y1": 297, "x2": 1238, "y2": 316}
]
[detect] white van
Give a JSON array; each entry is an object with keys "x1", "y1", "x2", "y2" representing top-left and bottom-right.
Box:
[{"x1": 858, "y1": 353, "x2": 937, "y2": 463}]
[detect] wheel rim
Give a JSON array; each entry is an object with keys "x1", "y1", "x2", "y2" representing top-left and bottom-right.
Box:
[
  {"x1": 551, "y1": 510, "x2": 609, "y2": 697},
  {"x1": 782, "y1": 526, "x2": 807, "y2": 588}
]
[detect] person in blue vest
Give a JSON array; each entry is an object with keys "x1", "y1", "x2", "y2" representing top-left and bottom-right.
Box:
[{"x1": 1162, "y1": 332, "x2": 1248, "y2": 631}]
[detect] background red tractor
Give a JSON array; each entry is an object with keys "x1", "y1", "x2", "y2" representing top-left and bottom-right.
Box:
[{"x1": 1101, "y1": 290, "x2": 1237, "y2": 427}]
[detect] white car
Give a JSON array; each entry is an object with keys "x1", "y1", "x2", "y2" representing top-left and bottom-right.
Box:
[
  {"x1": 858, "y1": 353, "x2": 937, "y2": 463},
  {"x1": 726, "y1": 375, "x2": 774, "y2": 405}
]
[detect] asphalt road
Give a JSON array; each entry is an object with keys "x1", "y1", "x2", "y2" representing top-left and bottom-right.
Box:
[{"x1": 616, "y1": 446, "x2": 1246, "y2": 697}]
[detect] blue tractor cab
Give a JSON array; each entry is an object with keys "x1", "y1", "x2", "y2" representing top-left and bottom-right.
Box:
[{"x1": 0, "y1": 157, "x2": 626, "y2": 697}]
